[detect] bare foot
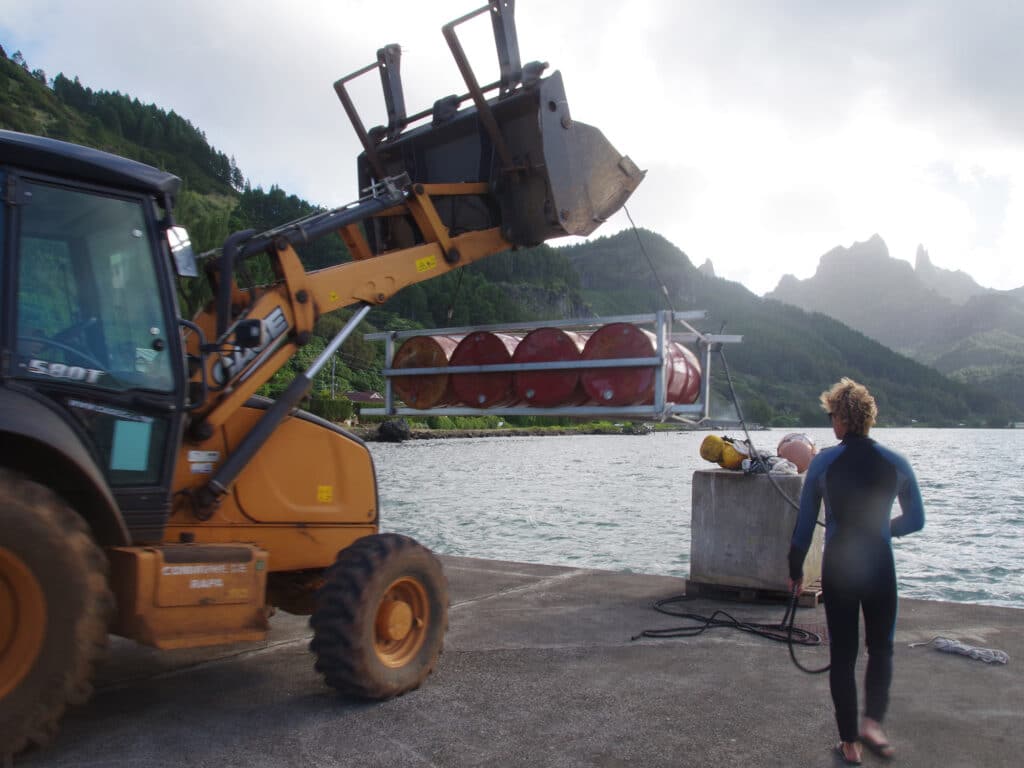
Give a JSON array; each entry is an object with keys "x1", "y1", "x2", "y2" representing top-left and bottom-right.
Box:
[
  {"x1": 860, "y1": 717, "x2": 895, "y2": 758},
  {"x1": 837, "y1": 740, "x2": 863, "y2": 765}
]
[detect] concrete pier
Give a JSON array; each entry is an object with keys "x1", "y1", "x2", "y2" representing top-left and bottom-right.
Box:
[{"x1": 17, "y1": 556, "x2": 1023, "y2": 768}]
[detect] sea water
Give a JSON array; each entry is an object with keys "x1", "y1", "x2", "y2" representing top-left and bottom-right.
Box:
[{"x1": 369, "y1": 428, "x2": 1024, "y2": 609}]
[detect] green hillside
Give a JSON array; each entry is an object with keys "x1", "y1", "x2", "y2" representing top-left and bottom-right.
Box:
[{"x1": 2, "y1": 45, "x2": 1017, "y2": 427}]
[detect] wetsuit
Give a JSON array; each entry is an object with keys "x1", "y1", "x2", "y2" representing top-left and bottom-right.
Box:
[{"x1": 788, "y1": 434, "x2": 925, "y2": 743}]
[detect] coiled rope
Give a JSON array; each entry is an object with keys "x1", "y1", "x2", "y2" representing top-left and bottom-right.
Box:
[{"x1": 909, "y1": 636, "x2": 1009, "y2": 664}]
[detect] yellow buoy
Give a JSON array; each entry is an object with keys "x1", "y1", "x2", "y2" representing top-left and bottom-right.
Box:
[
  {"x1": 718, "y1": 442, "x2": 746, "y2": 470},
  {"x1": 700, "y1": 434, "x2": 725, "y2": 462}
]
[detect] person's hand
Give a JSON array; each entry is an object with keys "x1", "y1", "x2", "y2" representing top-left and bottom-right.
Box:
[{"x1": 788, "y1": 577, "x2": 803, "y2": 595}]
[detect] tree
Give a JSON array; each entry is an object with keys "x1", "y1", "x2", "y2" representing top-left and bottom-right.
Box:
[{"x1": 229, "y1": 156, "x2": 244, "y2": 191}]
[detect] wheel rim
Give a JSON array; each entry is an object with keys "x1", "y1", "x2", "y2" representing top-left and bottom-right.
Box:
[
  {"x1": 0, "y1": 546, "x2": 47, "y2": 698},
  {"x1": 374, "y1": 577, "x2": 429, "y2": 668}
]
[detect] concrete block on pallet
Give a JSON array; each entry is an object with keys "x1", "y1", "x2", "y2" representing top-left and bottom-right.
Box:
[{"x1": 689, "y1": 468, "x2": 823, "y2": 591}]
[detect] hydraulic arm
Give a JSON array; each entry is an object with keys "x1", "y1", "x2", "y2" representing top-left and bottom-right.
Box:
[{"x1": 183, "y1": 1, "x2": 644, "y2": 513}]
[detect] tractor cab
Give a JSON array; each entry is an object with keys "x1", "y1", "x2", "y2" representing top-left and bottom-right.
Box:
[{"x1": 1, "y1": 129, "x2": 192, "y2": 542}]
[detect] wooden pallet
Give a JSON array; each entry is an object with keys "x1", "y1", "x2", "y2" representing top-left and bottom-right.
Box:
[{"x1": 684, "y1": 578, "x2": 823, "y2": 608}]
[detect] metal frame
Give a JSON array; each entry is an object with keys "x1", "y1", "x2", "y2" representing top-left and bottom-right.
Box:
[{"x1": 365, "y1": 311, "x2": 742, "y2": 422}]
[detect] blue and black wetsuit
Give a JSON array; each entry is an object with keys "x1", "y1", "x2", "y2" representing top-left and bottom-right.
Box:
[{"x1": 789, "y1": 434, "x2": 925, "y2": 742}]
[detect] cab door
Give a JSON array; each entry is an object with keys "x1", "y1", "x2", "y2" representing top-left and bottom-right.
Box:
[{"x1": 5, "y1": 173, "x2": 186, "y2": 542}]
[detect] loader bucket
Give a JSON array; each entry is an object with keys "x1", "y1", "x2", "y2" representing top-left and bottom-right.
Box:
[
  {"x1": 339, "y1": 0, "x2": 644, "y2": 254},
  {"x1": 354, "y1": 69, "x2": 643, "y2": 251}
]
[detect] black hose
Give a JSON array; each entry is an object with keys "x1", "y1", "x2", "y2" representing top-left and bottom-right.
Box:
[
  {"x1": 783, "y1": 584, "x2": 830, "y2": 674},
  {"x1": 631, "y1": 593, "x2": 822, "y2": 647},
  {"x1": 632, "y1": 588, "x2": 831, "y2": 674}
]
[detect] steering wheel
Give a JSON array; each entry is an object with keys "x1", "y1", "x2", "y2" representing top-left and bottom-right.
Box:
[
  {"x1": 17, "y1": 335, "x2": 108, "y2": 372},
  {"x1": 52, "y1": 316, "x2": 99, "y2": 344}
]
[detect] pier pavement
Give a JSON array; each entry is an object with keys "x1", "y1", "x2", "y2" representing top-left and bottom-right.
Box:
[{"x1": 18, "y1": 556, "x2": 1022, "y2": 767}]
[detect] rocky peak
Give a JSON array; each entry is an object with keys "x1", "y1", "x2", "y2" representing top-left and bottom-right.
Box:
[
  {"x1": 913, "y1": 244, "x2": 987, "y2": 305},
  {"x1": 915, "y1": 244, "x2": 932, "y2": 271}
]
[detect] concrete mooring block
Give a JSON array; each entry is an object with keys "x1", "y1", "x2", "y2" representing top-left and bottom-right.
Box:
[{"x1": 689, "y1": 469, "x2": 823, "y2": 592}]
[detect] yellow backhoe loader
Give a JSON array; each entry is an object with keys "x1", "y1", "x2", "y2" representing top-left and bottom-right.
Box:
[{"x1": 0, "y1": 1, "x2": 642, "y2": 753}]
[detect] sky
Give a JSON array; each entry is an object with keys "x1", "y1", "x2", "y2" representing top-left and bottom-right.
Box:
[{"x1": 2, "y1": 0, "x2": 1023, "y2": 296}]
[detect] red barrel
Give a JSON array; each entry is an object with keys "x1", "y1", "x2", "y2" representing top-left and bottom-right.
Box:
[
  {"x1": 513, "y1": 328, "x2": 591, "y2": 407},
  {"x1": 450, "y1": 332, "x2": 522, "y2": 407},
  {"x1": 580, "y1": 323, "x2": 702, "y2": 406},
  {"x1": 671, "y1": 342, "x2": 702, "y2": 405},
  {"x1": 391, "y1": 335, "x2": 463, "y2": 409}
]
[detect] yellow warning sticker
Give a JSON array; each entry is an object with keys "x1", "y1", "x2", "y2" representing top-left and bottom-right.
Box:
[
  {"x1": 415, "y1": 255, "x2": 438, "y2": 273},
  {"x1": 317, "y1": 485, "x2": 333, "y2": 503},
  {"x1": 328, "y1": 290, "x2": 339, "y2": 302}
]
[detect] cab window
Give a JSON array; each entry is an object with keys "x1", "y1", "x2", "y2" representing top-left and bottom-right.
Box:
[{"x1": 14, "y1": 180, "x2": 173, "y2": 392}]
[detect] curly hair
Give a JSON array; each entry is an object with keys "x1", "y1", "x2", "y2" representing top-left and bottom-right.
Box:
[{"x1": 819, "y1": 377, "x2": 877, "y2": 436}]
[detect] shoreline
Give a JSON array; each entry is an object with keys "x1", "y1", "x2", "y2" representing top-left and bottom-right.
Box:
[{"x1": 347, "y1": 422, "x2": 686, "y2": 441}]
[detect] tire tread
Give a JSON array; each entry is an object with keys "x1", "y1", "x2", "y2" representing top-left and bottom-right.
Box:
[{"x1": 0, "y1": 469, "x2": 113, "y2": 756}]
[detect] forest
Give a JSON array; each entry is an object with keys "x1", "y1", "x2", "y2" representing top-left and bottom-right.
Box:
[{"x1": 1, "y1": 45, "x2": 1019, "y2": 428}]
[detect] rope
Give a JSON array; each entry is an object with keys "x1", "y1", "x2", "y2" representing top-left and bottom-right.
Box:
[
  {"x1": 624, "y1": 206, "x2": 675, "y2": 314},
  {"x1": 444, "y1": 268, "x2": 466, "y2": 325},
  {"x1": 909, "y1": 636, "x2": 1009, "y2": 664},
  {"x1": 716, "y1": 342, "x2": 824, "y2": 527}
]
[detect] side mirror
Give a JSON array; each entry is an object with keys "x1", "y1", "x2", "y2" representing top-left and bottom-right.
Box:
[{"x1": 167, "y1": 226, "x2": 198, "y2": 277}]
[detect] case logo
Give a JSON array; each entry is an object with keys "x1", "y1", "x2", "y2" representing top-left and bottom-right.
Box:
[{"x1": 212, "y1": 306, "x2": 289, "y2": 385}]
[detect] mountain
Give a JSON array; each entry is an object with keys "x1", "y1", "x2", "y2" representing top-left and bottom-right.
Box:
[
  {"x1": 768, "y1": 235, "x2": 954, "y2": 351},
  {"x1": 2, "y1": 46, "x2": 1018, "y2": 427},
  {"x1": 914, "y1": 245, "x2": 988, "y2": 304},
  {"x1": 767, "y1": 236, "x2": 1024, "y2": 411},
  {"x1": 698, "y1": 259, "x2": 716, "y2": 278},
  {"x1": 556, "y1": 230, "x2": 1017, "y2": 426}
]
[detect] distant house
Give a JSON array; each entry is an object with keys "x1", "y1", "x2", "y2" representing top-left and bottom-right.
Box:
[
  {"x1": 346, "y1": 391, "x2": 384, "y2": 405},
  {"x1": 345, "y1": 391, "x2": 385, "y2": 419}
]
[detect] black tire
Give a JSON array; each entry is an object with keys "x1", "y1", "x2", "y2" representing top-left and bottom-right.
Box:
[
  {"x1": 0, "y1": 469, "x2": 113, "y2": 755},
  {"x1": 309, "y1": 533, "x2": 448, "y2": 699}
]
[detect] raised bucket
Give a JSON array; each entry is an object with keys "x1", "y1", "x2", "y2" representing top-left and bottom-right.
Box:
[
  {"x1": 580, "y1": 323, "x2": 702, "y2": 406},
  {"x1": 391, "y1": 335, "x2": 463, "y2": 409},
  {"x1": 450, "y1": 332, "x2": 522, "y2": 408},
  {"x1": 513, "y1": 328, "x2": 591, "y2": 407}
]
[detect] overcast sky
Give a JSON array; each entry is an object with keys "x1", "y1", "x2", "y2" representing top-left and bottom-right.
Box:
[{"x1": 3, "y1": 0, "x2": 1022, "y2": 295}]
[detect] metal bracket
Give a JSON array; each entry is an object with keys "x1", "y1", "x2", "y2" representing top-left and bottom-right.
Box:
[
  {"x1": 442, "y1": 2, "x2": 518, "y2": 170},
  {"x1": 377, "y1": 44, "x2": 407, "y2": 140},
  {"x1": 490, "y1": 0, "x2": 523, "y2": 95}
]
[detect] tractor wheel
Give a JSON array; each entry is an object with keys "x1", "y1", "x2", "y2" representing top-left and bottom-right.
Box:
[
  {"x1": 0, "y1": 469, "x2": 113, "y2": 755},
  {"x1": 309, "y1": 533, "x2": 448, "y2": 699}
]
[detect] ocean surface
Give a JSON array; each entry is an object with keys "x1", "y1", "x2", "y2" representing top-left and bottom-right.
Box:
[{"x1": 368, "y1": 428, "x2": 1024, "y2": 610}]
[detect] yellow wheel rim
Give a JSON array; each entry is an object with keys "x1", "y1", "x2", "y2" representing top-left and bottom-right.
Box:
[
  {"x1": 0, "y1": 546, "x2": 46, "y2": 699},
  {"x1": 374, "y1": 577, "x2": 429, "y2": 668}
]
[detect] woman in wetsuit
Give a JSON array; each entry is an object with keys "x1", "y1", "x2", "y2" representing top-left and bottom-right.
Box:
[{"x1": 788, "y1": 378, "x2": 925, "y2": 765}]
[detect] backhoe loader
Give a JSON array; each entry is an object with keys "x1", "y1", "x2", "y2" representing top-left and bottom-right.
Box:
[{"x1": 0, "y1": 1, "x2": 643, "y2": 753}]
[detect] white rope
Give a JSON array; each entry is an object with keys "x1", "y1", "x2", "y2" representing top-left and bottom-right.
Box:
[{"x1": 909, "y1": 636, "x2": 1009, "y2": 664}]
